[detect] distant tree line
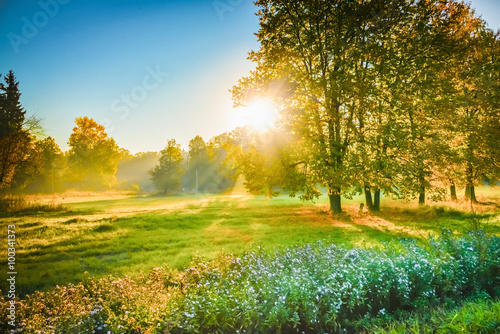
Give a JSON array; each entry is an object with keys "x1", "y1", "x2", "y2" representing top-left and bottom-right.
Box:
[
  {"x1": 0, "y1": 72, "x2": 240, "y2": 196},
  {"x1": 149, "y1": 134, "x2": 238, "y2": 195}
]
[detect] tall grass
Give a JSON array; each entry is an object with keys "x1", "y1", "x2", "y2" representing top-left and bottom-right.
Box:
[{"x1": 0, "y1": 195, "x2": 68, "y2": 214}]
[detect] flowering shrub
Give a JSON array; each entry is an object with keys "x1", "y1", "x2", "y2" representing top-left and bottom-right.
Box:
[
  {"x1": 173, "y1": 231, "x2": 500, "y2": 333},
  {"x1": 1, "y1": 269, "x2": 181, "y2": 334},
  {"x1": 1, "y1": 231, "x2": 499, "y2": 333}
]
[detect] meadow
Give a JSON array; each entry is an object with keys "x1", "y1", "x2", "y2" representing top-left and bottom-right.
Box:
[
  {"x1": 1, "y1": 186, "x2": 499, "y2": 297},
  {"x1": 1, "y1": 187, "x2": 500, "y2": 333}
]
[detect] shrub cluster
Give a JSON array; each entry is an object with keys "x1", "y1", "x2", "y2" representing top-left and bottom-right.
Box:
[
  {"x1": 1, "y1": 269, "x2": 180, "y2": 334},
  {"x1": 1, "y1": 231, "x2": 499, "y2": 333}
]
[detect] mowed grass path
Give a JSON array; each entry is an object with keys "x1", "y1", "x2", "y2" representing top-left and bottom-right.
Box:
[{"x1": 1, "y1": 189, "x2": 500, "y2": 296}]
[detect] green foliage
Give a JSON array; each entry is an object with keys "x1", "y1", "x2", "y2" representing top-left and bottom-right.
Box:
[
  {"x1": 0, "y1": 70, "x2": 25, "y2": 137},
  {"x1": 186, "y1": 136, "x2": 215, "y2": 192},
  {"x1": 172, "y1": 233, "x2": 500, "y2": 333},
  {"x1": 231, "y1": 0, "x2": 500, "y2": 211},
  {"x1": 3, "y1": 232, "x2": 499, "y2": 333},
  {"x1": 0, "y1": 70, "x2": 34, "y2": 191},
  {"x1": 9, "y1": 136, "x2": 67, "y2": 193},
  {"x1": 67, "y1": 117, "x2": 123, "y2": 190},
  {"x1": 183, "y1": 134, "x2": 237, "y2": 194},
  {"x1": 149, "y1": 139, "x2": 185, "y2": 195},
  {"x1": 32, "y1": 137, "x2": 66, "y2": 192}
]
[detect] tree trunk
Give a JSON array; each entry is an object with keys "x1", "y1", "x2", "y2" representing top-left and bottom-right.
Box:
[
  {"x1": 465, "y1": 184, "x2": 477, "y2": 203},
  {"x1": 450, "y1": 184, "x2": 457, "y2": 201},
  {"x1": 364, "y1": 186, "x2": 374, "y2": 211},
  {"x1": 373, "y1": 188, "x2": 381, "y2": 211},
  {"x1": 329, "y1": 187, "x2": 341, "y2": 213},
  {"x1": 419, "y1": 187, "x2": 425, "y2": 205},
  {"x1": 416, "y1": 167, "x2": 426, "y2": 205},
  {"x1": 465, "y1": 160, "x2": 477, "y2": 203}
]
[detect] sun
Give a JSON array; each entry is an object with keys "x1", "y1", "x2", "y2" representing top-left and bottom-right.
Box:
[{"x1": 233, "y1": 98, "x2": 278, "y2": 131}]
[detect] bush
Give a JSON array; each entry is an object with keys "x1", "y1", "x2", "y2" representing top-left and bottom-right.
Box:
[
  {"x1": 1, "y1": 269, "x2": 181, "y2": 334},
  {"x1": 1, "y1": 232, "x2": 499, "y2": 333},
  {"x1": 173, "y1": 232, "x2": 500, "y2": 333}
]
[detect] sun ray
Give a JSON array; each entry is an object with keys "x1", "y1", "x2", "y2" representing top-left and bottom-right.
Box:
[{"x1": 233, "y1": 97, "x2": 278, "y2": 131}]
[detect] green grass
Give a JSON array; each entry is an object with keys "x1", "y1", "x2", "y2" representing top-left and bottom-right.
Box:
[
  {"x1": 1, "y1": 188, "x2": 499, "y2": 297},
  {"x1": 368, "y1": 298, "x2": 500, "y2": 333}
]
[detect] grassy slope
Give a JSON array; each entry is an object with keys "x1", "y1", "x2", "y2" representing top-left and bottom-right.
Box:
[{"x1": 1, "y1": 187, "x2": 499, "y2": 296}]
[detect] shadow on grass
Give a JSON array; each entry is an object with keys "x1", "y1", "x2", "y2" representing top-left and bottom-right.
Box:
[
  {"x1": 372, "y1": 205, "x2": 500, "y2": 234},
  {"x1": 3, "y1": 196, "x2": 499, "y2": 297},
  {"x1": 0, "y1": 208, "x2": 103, "y2": 218}
]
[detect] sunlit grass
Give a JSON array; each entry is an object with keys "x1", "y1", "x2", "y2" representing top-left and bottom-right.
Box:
[
  {"x1": 0, "y1": 187, "x2": 499, "y2": 296},
  {"x1": 0, "y1": 195, "x2": 69, "y2": 215},
  {"x1": 368, "y1": 298, "x2": 500, "y2": 333}
]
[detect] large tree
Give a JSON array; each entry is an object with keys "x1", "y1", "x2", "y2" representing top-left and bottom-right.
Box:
[
  {"x1": 235, "y1": 0, "x2": 369, "y2": 212},
  {"x1": 67, "y1": 117, "x2": 122, "y2": 190},
  {"x1": 233, "y1": 0, "x2": 491, "y2": 211},
  {"x1": 427, "y1": 17, "x2": 500, "y2": 203},
  {"x1": 456, "y1": 29, "x2": 500, "y2": 202},
  {"x1": 232, "y1": 0, "x2": 421, "y2": 212}
]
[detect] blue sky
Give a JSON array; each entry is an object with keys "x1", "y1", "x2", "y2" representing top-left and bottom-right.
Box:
[{"x1": 0, "y1": 0, "x2": 499, "y2": 153}]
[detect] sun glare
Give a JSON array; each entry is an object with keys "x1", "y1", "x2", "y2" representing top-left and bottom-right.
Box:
[{"x1": 234, "y1": 98, "x2": 278, "y2": 131}]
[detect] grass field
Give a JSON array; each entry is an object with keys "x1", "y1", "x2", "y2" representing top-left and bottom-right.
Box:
[{"x1": 1, "y1": 186, "x2": 499, "y2": 297}]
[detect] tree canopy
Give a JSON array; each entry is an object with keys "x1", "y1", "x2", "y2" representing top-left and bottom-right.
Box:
[
  {"x1": 232, "y1": 0, "x2": 500, "y2": 213},
  {"x1": 67, "y1": 117, "x2": 122, "y2": 190},
  {"x1": 149, "y1": 139, "x2": 185, "y2": 195}
]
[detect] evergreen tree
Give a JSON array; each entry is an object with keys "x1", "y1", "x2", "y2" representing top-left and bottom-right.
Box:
[
  {"x1": 0, "y1": 70, "x2": 26, "y2": 138},
  {"x1": 0, "y1": 70, "x2": 31, "y2": 192}
]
